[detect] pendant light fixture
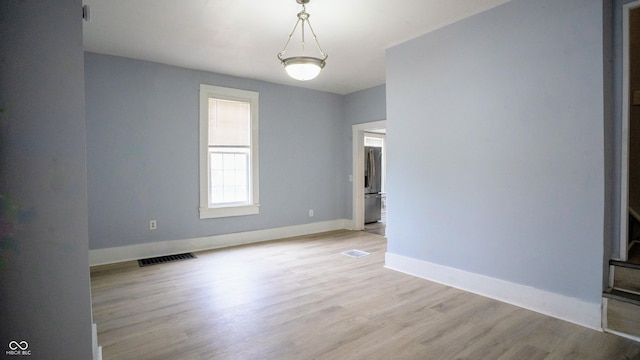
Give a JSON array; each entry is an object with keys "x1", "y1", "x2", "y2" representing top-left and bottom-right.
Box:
[{"x1": 277, "y1": 0, "x2": 327, "y2": 81}]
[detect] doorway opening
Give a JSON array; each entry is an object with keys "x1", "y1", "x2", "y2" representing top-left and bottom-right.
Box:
[
  {"x1": 363, "y1": 132, "x2": 386, "y2": 236},
  {"x1": 621, "y1": 1, "x2": 640, "y2": 263},
  {"x1": 351, "y1": 120, "x2": 387, "y2": 233}
]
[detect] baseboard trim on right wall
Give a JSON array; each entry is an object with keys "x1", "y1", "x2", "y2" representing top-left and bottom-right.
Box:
[{"x1": 385, "y1": 252, "x2": 602, "y2": 331}]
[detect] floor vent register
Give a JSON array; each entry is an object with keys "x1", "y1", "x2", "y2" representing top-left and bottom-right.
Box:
[
  {"x1": 341, "y1": 249, "x2": 370, "y2": 259},
  {"x1": 138, "y1": 252, "x2": 197, "y2": 267}
]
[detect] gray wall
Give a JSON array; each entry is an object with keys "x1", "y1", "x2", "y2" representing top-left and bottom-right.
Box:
[
  {"x1": 0, "y1": 0, "x2": 94, "y2": 358},
  {"x1": 386, "y1": 0, "x2": 606, "y2": 303},
  {"x1": 344, "y1": 85, "x2": 387, "y2": 127},
  {"x1": 85, "y1": 53, "x2": 347, "y2": 250}
]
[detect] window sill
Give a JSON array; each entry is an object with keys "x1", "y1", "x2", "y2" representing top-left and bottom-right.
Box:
[{"x1": 199, "y1": 204, "x2": 260, "y2": 219}]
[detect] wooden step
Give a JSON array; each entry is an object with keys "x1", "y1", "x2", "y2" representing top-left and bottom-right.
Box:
[
  {"x1": 610, "y1": 260, "x2": 640, "y2": 294},
  {"x1": 603, "y1": 289, "x2": 640, "y2": 340},
  {"x1": 610, "y1": 259, "x2": 640, "y2": 270},
  {"x1": 604, "y1": 289, "x2": 640, "y2": 306}
]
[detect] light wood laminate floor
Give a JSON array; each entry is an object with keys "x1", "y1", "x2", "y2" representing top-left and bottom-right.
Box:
[{"x1": 91, "y1": 230, "x2": 640, "y2": 359}]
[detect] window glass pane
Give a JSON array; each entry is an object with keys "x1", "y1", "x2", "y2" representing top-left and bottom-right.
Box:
[
  {"x1": 223, "y1": 187, "x2": 235, "y2": 202},
  {"x1": 209, "y1": 150, "x2": 249, "y2": 205},
  {"x1": 223, "y1": 168, "x2": 235, "y2": 184},
  {"x1": 235, "y1": 154, "x2": 247, "y2": 170},
  {"x1": 223, "y1": 153, "x2": 235, "y2": 172},
  {"x1": 212, "y1": 170, "x2": 224, "y2": 187},
  {"x1": 208, "y1": 98, "x2": 250, "y2": 146},
  {"x1": 235, "y1": 170, "x2": 247, "y2": 187},
  {"x1": 236, "y1": 187, "x2": 246, "y2": 201},
  {"x1": 211, "y1": 186, "x2": 224, "y2": 204},
  {"x1": 211, "y1": 153, "x2": 223, "y2": 169}
]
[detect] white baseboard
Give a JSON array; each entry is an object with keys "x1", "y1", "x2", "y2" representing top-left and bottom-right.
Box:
[
  {"x1": 344, "y1": 219, "x2": 357, "y2": 231},
  {"x1": 89, "y1": 219, "x2": 350, "y2": 266},
  {"x1": 385, "y1": 252, "x2": 602, "y2": 331},
  {"x1": 92, "y1": 323, "x2": 102, "y2": 360},
  {"x1": 603, "y1": 328, "x2": 640, "y2": 343}
]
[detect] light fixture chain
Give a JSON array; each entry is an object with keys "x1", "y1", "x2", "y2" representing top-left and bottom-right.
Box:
[
  {"x1": 278, "y1": 17, "x2": 302, "y2": 59},
  {"x1": 301, "y1": 18, "x2": 306, "y2": 51},
  {"x1": 305, "y1": 19, "x2": 326, "y2": 59}
]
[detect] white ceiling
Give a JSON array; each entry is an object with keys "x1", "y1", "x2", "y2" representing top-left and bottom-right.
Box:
[{"x1": 82, "y1": 0, "x2": 509, "y2": 95}]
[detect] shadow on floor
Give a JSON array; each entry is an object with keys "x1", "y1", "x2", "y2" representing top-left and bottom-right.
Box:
[
  {"x1": 629, "y1": 242, "x2": 640, "y2": 265},
  {"x1": 364, "y1": 214, "x2": 386, "y2": 236}
]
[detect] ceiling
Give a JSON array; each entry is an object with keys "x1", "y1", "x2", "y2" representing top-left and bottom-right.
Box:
[{"x1": 82, "y1": 0, "x2": 510, "y2": 95}]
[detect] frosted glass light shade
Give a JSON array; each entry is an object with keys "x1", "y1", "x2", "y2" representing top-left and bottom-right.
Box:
[{"x1": 281, "y1": 56, "x2": 325, "y2": 81}]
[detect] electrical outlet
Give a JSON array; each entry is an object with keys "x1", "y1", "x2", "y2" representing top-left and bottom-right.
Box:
[
  {"x1": 309, "y1": 209, "x2": 314, "y2": 217},
  {"x1": 150, "y1": 220, "x2": 157, "y2": 230}
]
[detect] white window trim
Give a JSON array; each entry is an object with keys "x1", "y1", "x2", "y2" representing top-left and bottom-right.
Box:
[{"x1": 199, "y1": 84, "x2": 259, "y2": 219}]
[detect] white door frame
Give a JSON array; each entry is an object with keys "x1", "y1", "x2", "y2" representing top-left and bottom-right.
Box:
[
  {"x1": 352, "y1": 120, "x2": 387, "y2": 230},
  {"x1": 620, "y1": 1, "x2": 640, "y2": 261}
]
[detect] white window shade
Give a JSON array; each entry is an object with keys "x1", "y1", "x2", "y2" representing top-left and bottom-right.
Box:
[{"x1": 208, "y1": 98, "x2": 250, "y2": 146}]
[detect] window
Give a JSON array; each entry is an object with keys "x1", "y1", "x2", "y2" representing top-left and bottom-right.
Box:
[{"x1": 199, "y1": 85, "x2": 259, "y2": 218}]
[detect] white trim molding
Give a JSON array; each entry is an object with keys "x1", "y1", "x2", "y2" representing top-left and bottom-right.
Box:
[
  {"x1": 385, "y1": 252, "x2": 602, "y2": 331},
  {"x1": 89, "y1": 219, "x2": 349, "y2": 266}
]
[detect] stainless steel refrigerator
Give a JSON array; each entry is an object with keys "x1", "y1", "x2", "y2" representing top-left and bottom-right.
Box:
[{"x1": 364, "y1": 146, "x2": 382, "y2": 223}]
